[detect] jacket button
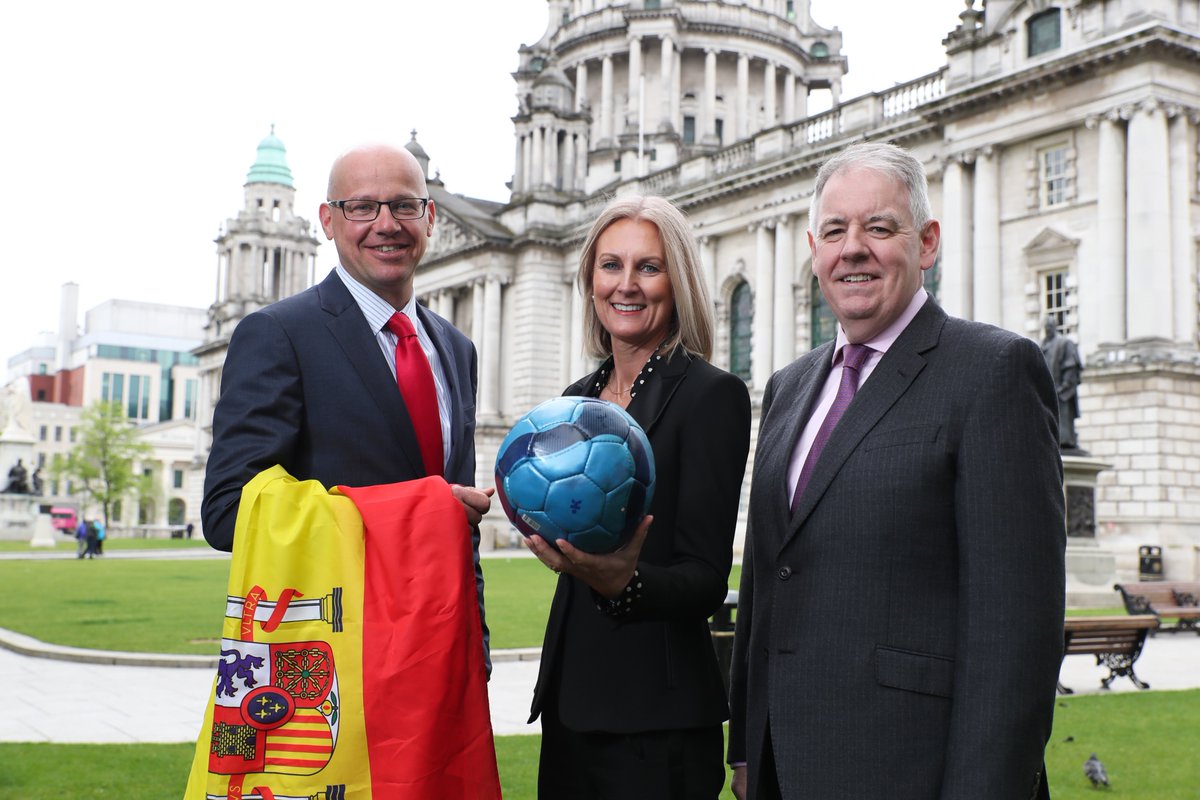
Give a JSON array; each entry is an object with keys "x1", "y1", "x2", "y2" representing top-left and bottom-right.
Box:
[{"x1": 778, "y1": 566, "x2": 792, "y2": 580}]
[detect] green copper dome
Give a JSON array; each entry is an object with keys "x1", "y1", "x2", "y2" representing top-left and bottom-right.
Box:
[{"x1": 245, "y1": 125, "x2": 294, "y2": 187}]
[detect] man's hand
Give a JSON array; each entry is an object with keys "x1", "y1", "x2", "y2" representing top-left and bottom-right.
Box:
[
  {"x1": 731, "y1": 765, "x2": 747, "y2": 800},
  {"x1": 450, "y1": 484, "x2": 494, "y2": 526},
  {"x1": 523, "y1": 515, "x2": 652, "y2": 598}
]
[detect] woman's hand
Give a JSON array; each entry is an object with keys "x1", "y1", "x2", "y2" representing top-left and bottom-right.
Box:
[{"x1": 524, "y1": 514, "x2": 653, "y2": 598}]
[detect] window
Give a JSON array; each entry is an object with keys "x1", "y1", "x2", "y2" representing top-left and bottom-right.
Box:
[
  {"x1": 36, "y1": 389, "x2": 46, "y2": 401},
  {"x1": 69, "y1": 427, "x2": 76, "y2": 443},
  {"x1": 1041, "y1": 269, "x2": 1076, "y2": 338},
  {"x1": 715, "y1": 118, "x2": 724, "y2": 144},
  {"x1": 39, "y1": 425, "x2": 47, "y2": 441},
  {"x1": 811, "y1": 42, "x2": 829, "y2": 59},
  {"x1": 169, "y1": 498, "x2": 186, "y2": 526},
  {"x1": 173, "y1": 469, "x2": 184, "y2": 489},
  {"x1": 811, "y1": 275, "x2": 837, "y2": 348},
  {"x1": 101, "y1": 372, "x2": 125, "y2": 405},
  {"x1": 1027, "y1": 9, "x2": 1061, "y2": 57},
  {"x1": 113, "y1": 500, "x2": 122, "y2": 522},
  {"x1": 127, "y1": 375, "x2": 150, "y2": 420},
  {"x1": 1039, "y1": 145, "x2": 1070, "y2": 208},
  {"x1": 786, "y1": 0, "x2": 795, "y2": 19},
  {"x1": 184, "y1": 379, "x2": 197, "y2": 419},
  {"x1": 54, "y1": 426, "x2": 62, "y2": 442},
  {"x1": 923, "y1": 255, "x2": 941, "y2": 301},
  {"x1": 683, "y1": 116, "x2": 696, "y2": 145},
  {"x1": 730, "y1": 281, "x2": 753, "y2": 381}
]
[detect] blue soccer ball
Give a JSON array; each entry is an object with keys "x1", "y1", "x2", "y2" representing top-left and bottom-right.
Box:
[{"x1": 494, "y1": 396, "x2": 655, "y2": 554}]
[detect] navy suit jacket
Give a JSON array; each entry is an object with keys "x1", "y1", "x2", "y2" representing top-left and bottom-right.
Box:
[
  {"x1": 202, "y1": 269, "x2": 487, "y2": 657},
  {"x1": 729, "y1": 298, "x2": 1065, "y2": 799},
  {"x1": 530, "y1": 353, "x2": 751, "y2": 732}
]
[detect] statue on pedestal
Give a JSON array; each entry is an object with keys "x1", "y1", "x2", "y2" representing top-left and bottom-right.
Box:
[
  {"x1": 1041, "y1": 316, "x2": 1084, "y2": 452},
  {"x1": 3, "y1": 459, "x2": 31, "y2": 495}
]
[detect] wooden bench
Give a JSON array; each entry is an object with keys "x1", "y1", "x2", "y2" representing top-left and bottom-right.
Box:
[
  {"x1": 1057, "y1": 615, "x2": 1159, "y2": 694},
  {"x1": 1113, "y1": 581, "x2": 1200, "y2": 634}
]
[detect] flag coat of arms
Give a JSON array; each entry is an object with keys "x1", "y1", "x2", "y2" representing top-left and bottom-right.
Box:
[{"x1": 185, "y1": 465, "x2": 501, "y2": 799}]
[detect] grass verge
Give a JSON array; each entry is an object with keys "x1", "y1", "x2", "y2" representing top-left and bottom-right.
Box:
[{"x1": 4, "y1": 690, "x2": 1198, "y2": 799}]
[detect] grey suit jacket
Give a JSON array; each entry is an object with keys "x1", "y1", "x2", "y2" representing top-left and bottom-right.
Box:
[
  {"x1": 729, "y1": 298, "x2": 1065, "y2": 799},
  {"x1": 202, "y1": 269, "x2": 488, "y2": 661}
]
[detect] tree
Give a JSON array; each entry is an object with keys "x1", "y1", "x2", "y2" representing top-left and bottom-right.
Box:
[{"x1": 52, "y1": 401, "x2": 153, "y2": 530}]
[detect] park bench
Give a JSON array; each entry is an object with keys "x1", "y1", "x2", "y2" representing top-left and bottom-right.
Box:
[
  {"x1": 1113, "y1": 581, "x2": 1200, "y2": 634},
  {"x1": 1057, "y1": 615, "x2": 1159, "y2": 694}
]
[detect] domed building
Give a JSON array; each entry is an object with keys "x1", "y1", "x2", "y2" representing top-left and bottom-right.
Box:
[{"x1": 198, "y1": 1, "x2": 1200, "y2": 583}]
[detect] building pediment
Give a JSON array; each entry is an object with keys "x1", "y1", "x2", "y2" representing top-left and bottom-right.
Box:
[
  {"x1": 425, "y1": 186, "x2": 514, "y2": 263},
  {"x1": 1024, "y1": 226, "x2": 1080, "y2": 267}
]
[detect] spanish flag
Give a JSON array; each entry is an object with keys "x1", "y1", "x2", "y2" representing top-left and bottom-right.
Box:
[{"x1": 185, "y1": 465, "x2": 501, "y2": 799}]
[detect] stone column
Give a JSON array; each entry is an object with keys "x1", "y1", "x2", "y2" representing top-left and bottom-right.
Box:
[
  {"x1": 938, "y1": 157, "x2": 972, "y2": 319},
  {"x1": 562, "y1": 132, "x2": 575, "y2": 193},
  {"x1": 513, "y1": 135, "x2": 524, "y2": 193},
  {"x1": 737, "y1": 53, "x2": 750, "y2": 139},
  {"x1": 575, "y1": 61, "x2": 588, "y2": 113},
  {"x1": 600, "y1": 55, "x2": 614, "y2": 144},
  {"x1": 659, "y1": 36, "x2": 674, "y2": 131},
  {"x1": 783, "y1": 70, "x2": 796, "y2": 123},
  {"x1": 1093, "y1": 110, "x2": 1127, "y2": 345},
  {"x1": 671, "y1": 46, "x2": 682, "y2": 133},
  {"x1": 763, "y1": 62, "x2": 777, "y2": 128},
  {"x1": 702, "y1": 49, "x2": 718, "y2": 145},
  {"x1": 481, "y1": 276, "x2": 502, "y2": 417},
  {"x1": 531, "y1": 126, "x2": 544, "y2": 189},
  {"x1": 627, "y1": 35, "x2": 642, "y2": 134},
  {"x1": 971, "y1": 146, "x2": 1001, "y2": 326},
  {"x1": 795, "y1": 79, "x2": 808, "y2": 119},
  {"x1": 773, "y1": 215, "x2": 796, "y2": 370},
  {"x1": 545, "y1": 126, "x2": 559, "y2": 189},
  {"x1": 1168, "y1": 107, "x2": 1195, "y2": 345},
  {"x1": 753, "y1": 222, "x2": 776, "y2": 388},
  {"x1": 471, "y1": 279, "x2": 485, "y2": 348},
  {"x1": 521, "y1": 134, "x2": 533, "y2": 193},
  {"x1": 575, "y1": 132, "x2": 588, "y2": 189},
  {"x1": 1125, "y1": 101, "x2": 1172, "y2": 340}
]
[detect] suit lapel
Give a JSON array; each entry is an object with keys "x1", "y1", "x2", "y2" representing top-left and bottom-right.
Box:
[
  {"x1": 317, "y1": 272, "x2": 425, "y2": 477},
  {"x1": 784, "y1": 300, "x2": 946, "y2": 544},
  {"x1": 627, "y1": 351, "x2": 689, "y2": 436}
]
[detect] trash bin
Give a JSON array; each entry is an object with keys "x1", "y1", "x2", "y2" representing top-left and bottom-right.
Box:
[
  {"x1": 709, "y1": 589, "x2": 738, "y2": 694},
  {"x1": 1138, "y1": 545, "x2": 1164, "y2": 581}
]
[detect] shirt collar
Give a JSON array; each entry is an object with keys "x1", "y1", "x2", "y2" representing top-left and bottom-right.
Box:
[
  {"x1": 832, "y1": 287, "x2": 927, "y2": 364},
  {"x1": 334, "y1": 264, "x2": 419, "y2": 334}
]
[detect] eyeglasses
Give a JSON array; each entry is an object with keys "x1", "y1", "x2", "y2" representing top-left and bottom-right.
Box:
[{"x1": 328, "y1": 198, "x2": 430, "y2": 221}]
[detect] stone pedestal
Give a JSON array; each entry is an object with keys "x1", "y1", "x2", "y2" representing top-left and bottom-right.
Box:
[
  {"x1": 1062, "y1": 454, "x2": 1119, "y2": 607},
  {"x1": 0, "y1": 494, "x2": 35, "y2": 540},
  {"x1": 29, "y1": 510, "x2": 56, "y2": 548}
]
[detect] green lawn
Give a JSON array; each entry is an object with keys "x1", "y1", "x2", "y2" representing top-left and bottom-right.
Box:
[
  {"x1": 3, "y1": 690, "x2": 1197, "y2": 798},
  {"x1": 0, "y1": 554, "x2": 563, "y2": 652}
]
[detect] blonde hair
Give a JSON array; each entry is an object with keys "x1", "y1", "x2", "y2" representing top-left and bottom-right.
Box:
[{"x1": 577, "y1": 195, "x2": 714, "y2": 361}]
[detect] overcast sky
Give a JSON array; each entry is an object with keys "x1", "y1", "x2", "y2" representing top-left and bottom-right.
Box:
[{"x1": 0, "y1": 0, "x2": 966, "y2": 367}]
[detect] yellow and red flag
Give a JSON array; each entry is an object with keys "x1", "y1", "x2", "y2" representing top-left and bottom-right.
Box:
[{"x1": 185, "y1": 465, "x2": 501, "y2": 799}]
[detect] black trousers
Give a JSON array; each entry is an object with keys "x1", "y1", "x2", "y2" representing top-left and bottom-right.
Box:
[{"x1": 538, "y1": 704, "x2": 725, "y2": 800}]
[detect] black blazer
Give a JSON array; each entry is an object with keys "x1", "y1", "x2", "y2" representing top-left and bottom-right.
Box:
[
  {"x1": 729, "y1": 299, "x2": 1065, "y2": 799},
  {"x1": 201, "y1": 270, "x2": 487, "y2": 649},
  {"x1": 530, "y1": 352, "x2": 751, "y2": 732}
]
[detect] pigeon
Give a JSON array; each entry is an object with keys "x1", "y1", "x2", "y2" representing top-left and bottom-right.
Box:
[{"x1": 1084, "y1": 753, "x2": 1109, "y2": 788}]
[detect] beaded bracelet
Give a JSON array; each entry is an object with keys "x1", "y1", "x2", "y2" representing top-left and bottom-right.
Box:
[{"x1": 594, "y1": 569, "x2": 643, "y2": 618}]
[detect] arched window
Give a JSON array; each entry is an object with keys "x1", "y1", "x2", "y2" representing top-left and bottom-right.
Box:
[
  {"x1": 730, "y1": 281, "x2": 753, "y2": 381},
  {"x1": 810, "y1": 276, "x2": 837, "y2": 347},
  {"x1": 169, "y1": 498, "x2": 186, "y2": 526}
]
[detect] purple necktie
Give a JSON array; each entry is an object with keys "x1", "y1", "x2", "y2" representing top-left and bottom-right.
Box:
[{"x1": 790, "y1": 343, "x2": 873, "y2": 513}]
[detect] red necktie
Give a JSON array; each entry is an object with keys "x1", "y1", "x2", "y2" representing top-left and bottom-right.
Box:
[
  {"x1": 790, "y1": 343, "x2": 873, "y2": 513},
  {"x1": 386, "y1": 312, "x2": 443, "y2": 477}
]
